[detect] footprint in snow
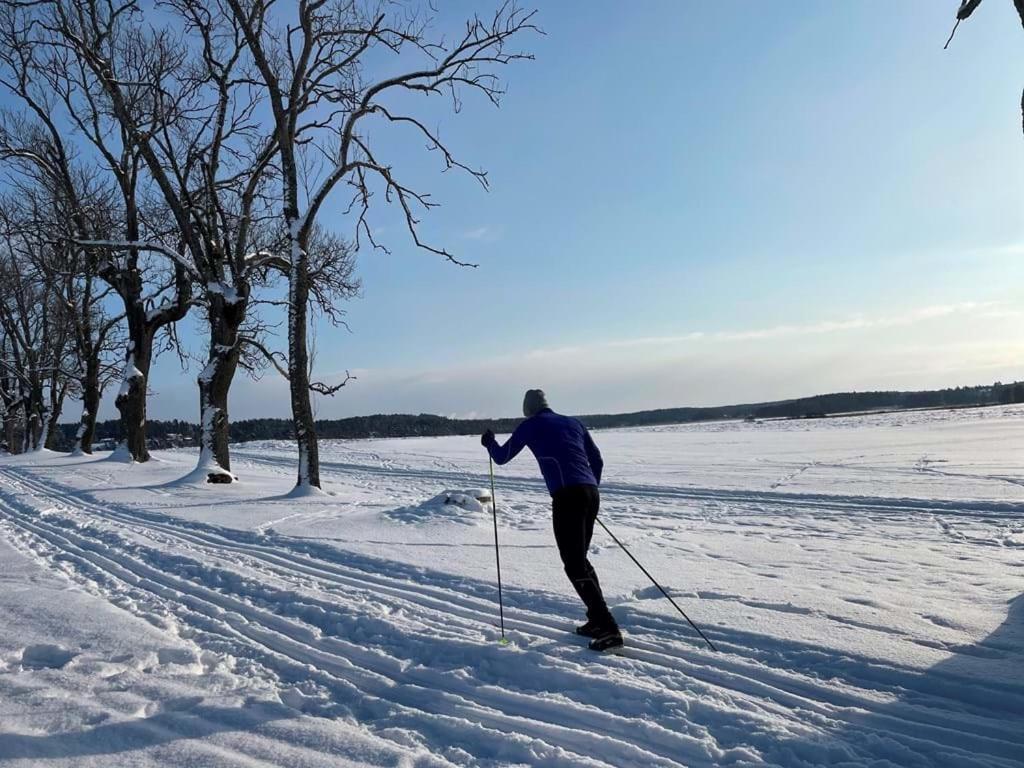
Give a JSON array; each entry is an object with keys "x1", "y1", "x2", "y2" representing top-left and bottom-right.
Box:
[
  {"x1": 921, "y1": 613, "x2": 963, "y2": 630},
  {"x1": 19, "y1": 643, "x2": 77, "y2": 670},
  {"x1": 138, "y1": 696, "x2": 204, "y2": 718},
  {"x1": 630, "y1": 585, "x2": 687, "y2": 602},
  {"x1": 157, "y1": 647, "x2": 200, "y2": 666}
]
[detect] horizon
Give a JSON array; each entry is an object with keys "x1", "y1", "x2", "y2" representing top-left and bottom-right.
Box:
[{"x1": 73, "y1": 373, "x2": 1016, "y2": 427}]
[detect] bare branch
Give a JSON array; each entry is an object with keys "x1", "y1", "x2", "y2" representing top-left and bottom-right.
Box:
[{"x1": 309, "y1": 370, "x2": 354, "y2": 396}]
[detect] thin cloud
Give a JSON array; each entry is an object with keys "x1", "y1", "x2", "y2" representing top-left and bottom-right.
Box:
[
  {"x1": 461, "y1": 226, "x2": 495, "y2": 241},
  {"x1": 978, "y1": 241, "x2": 1024, "y2": 257},
  {"x1": 225, "y1": 299, "x2": 1020, "y2": 420},
  {"x1": 600, "y1": 301, "x2": 995, "y2": 350},
  {"x1": 503, "y1": 302, "x2": 996, "y2": 363}
]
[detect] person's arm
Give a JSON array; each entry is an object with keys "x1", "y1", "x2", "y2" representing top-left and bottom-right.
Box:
[
  {"x1": 482, "y1": 422, "x2": 529, "y2": 465},
  {"x1": 583, "y1": 427, "x2": 603, "y2": 484}
]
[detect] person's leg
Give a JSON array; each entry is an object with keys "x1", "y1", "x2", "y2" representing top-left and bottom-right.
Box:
[
  {"x1": 580, "y1": 486, "x2": 617, "y2": 630},
  {"x1": 582, "y1": 485, "x2": 598, "y2": 549},
  {"x1": 552, "y1": 485, "x2": 614, "y2": 627}
]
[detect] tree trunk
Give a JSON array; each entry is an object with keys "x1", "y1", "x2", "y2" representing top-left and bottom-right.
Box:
[
  {"x1": 2, "y1": 406, "x2": 17, "y2": 454},
  {"x1": 287, "y1": 224, "x2": 319, "y2": 490},
  {"x1": 74, "y1": 357, "x2": 101, "y2": 455},
  {"x1": 116, "y1": 356, "x2": 149, "y2": 461},
  {"x1": 116, "y1": 378, "x2": 148, "y2": 460},
  {"x1": 196, "y1": 292, "x2": 245, "y2": 480},
  {"x1": 44, "y1": 381, "x2": 66, "y2": 451},
  {"x1": 115, "y1": 307, "x2": 153, "y2": 462},
  {"x1": 37, "y1": 405, "x2": 51, "y2": 452},
  {"x1": 42, "y1": 407, "x2": 57, "y2": 451},
  {"x1": 25, "y1": 376, "x2": 44, "y2": 451},
  {"x1": 23, "y1": 413, "x2": 36, "y2": 452},
  {"x1": 198, "y1": 374, "x2": 231, "y2": 473},
  {"x1": 2, "y1": 390, "x2": 22, "y2": 454}
]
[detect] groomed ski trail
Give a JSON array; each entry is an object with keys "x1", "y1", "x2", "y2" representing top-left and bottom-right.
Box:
[{"x1": 1, "y1": 462, "x2": 1021, "y2": 767}]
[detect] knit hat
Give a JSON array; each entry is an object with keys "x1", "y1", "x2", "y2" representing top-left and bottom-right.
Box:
[{"x1": 523, "y1": 388, "x2": 549, "y2": 418}]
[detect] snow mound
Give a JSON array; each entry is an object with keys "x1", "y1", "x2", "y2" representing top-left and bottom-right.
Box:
[
  {"x1": 105, "y1": 442, "x2": 134, "y2": 464},
  {"x1": 444, "y1": 488, "x2": 491, "y2": 509},
  {"x1": 286, "y1": 483, "x2": 330, "y2": 499},
  {"x1": 386, "y1": 489, "x2": 492, "y2": 525},
  {"x1": 171, "y1": 461, "x2": 239, "y2": 487}
]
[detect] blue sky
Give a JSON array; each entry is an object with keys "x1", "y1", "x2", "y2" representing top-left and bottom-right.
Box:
[{"x1": 133, "y1": 2, "x2": 1024, "y2": 419}]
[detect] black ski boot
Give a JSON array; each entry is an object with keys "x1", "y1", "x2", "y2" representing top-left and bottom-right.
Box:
[
  {"x1": 575, "y1": 620, "x2": 603, "y2": 638},
  {"x1": 588, "y1": 626, "x2": 624, "y2": 653}
]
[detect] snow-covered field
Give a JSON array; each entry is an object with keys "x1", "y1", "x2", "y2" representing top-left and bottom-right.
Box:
[{"x1": 1, "y1": 406, "x2": 1023, "y2": 767}]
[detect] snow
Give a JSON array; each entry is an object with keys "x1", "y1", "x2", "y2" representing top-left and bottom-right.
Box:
[
  {"x1": 105, "y1": 441, "x2": 134, "y2": 465},
  {"x1": 284, "y1": 481, "x2": 329, "y2": 499},
  {"x1": 189, "y1": 404, "x2": 236, "y2": 482},
  {"x1": 144, "y1": 301, "x2": 173, "y2": 324},
  {"x1": 386, "y1": 489, "x2": 493, "y2": 524},
  {"x1": 176, "y1": 455, "x2": 237, "y2": 486},
  {"x1": 1, "y1": 405, "x2": 1022, "y2": 766},
  {"x1": 205, "y1": 282, "x2": 243, "y2": 305},
  {"x1": 70, "y1": 413, "x2": 88, "y2": 457},
  {"x1": 117, "y1": 355, "x2": 144, "y2": 400},
  {"x1": 197, "y1": 360, "x2": 218, "y2": 385}
]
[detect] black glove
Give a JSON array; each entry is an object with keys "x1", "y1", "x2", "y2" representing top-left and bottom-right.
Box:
[{"x1": 480, "y1": 429, "x2": 495, "y2": 447}]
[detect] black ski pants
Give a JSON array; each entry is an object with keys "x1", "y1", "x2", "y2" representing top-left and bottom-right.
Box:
[{"x1": 552, "y1": 484, "x2": 616, "y2": 628}]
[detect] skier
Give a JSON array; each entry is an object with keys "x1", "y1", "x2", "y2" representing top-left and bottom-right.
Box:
[{"x1": 481, "y1": 389, "x2": 623, "y2": 651}]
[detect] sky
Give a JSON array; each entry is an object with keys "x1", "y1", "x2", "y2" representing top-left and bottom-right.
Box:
[{"x1": 87, "y1": 1, "x2": 1024, "y2": 420}]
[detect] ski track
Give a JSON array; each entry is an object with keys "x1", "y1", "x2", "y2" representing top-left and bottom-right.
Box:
[
  {"x1": 1, "y1": 460, "x2": 1022, "y2": 767},
  {"x1": 231, "y1": 449, "x2": 1024, "y2": 523}
]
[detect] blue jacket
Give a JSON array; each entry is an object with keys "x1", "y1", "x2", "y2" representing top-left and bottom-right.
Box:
[{"x1": 485, "y1": 409, "x2": 603, "y2": 495}]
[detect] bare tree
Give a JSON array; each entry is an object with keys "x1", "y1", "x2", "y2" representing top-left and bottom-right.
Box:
[
  {"x1": 947, "y1": 1, "x2": 1024, "y2": 135},
  {"x1": 0, "y1": 0, "x2": 535, "y2": 478},
  {"x1": 0, "y1": 200, "x2": 75, "y2": 452},
  {"x1": 47, "y1": 234, "x2": 123, "y2": 455},
  {"x1": 8, "y1": 0, "x2": 354, "y2": 479},
  {"x1": 33, "y1": 0, "x2": 267, "y2": 477},
  {"x1": 214, "y1": 0, "x2": 537, "y2": 490},
  {"x1": 0, "y1": 1, "x2": 192, "y2": 462},
  {"x1": 0, "y1": 332, "x2": 22, "y2": 452},
  {"x1": 3, "y1": 161, "x2": 125, "y2": 455}
]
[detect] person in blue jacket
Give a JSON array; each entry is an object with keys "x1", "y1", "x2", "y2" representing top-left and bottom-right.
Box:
[{"x1": 482, "y1": 389, "x2": 622, "y2": 651}]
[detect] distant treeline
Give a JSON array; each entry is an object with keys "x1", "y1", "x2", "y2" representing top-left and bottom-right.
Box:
[
  {"x1": 748, "y1": 381, "x2": 1024, "y2": 420},
  {"x1": 55, "y1": 380, "x2": 1024, "y2": 451}
]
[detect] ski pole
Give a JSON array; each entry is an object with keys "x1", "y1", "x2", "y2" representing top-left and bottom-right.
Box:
[
  {"x1": 595, "y1": 517, "x2": 717, "y2": 652},
  {"x1": 489, "y1": 457, "x2": 508, "y2": 644}
]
